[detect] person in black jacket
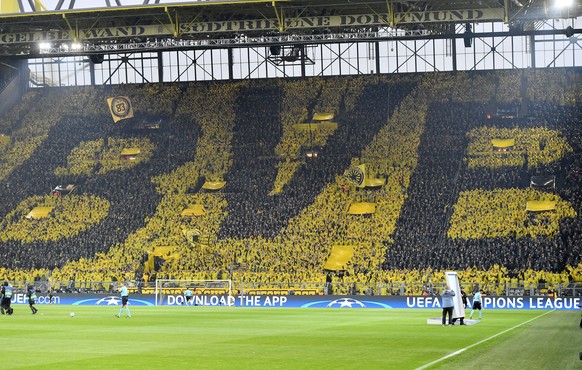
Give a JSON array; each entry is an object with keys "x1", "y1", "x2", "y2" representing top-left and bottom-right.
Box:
[
  {"x1": 27, "y1": 286, "x2": 38, "y2": 315},
  {"x1": 461, "y1": 288, "x2": 468, "y2": 308},
  {"x1": 1, "y1": 281, "x2": 13, "y2": 315}
]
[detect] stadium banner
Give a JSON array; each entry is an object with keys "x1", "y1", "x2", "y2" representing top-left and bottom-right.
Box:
[
  {"x1": 8, "y1": 293, "x2": 581, "y2": 310},
  {"x1": 0, "y1": 9, "x2": 504, "y2": 45}
]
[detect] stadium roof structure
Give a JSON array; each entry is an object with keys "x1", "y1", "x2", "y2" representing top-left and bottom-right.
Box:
[{"x1": 0, "y1": 0, "x2": 580, "y2": 57}]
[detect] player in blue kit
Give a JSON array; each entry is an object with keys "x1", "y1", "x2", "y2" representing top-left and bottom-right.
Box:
[{"x1": 184, "y1": 288, "x2": 194, "y2": 306}]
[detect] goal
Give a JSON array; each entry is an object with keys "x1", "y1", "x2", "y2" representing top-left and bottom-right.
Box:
[{"x1": 154, "y1": 279, "x2": 233, "y2": 306}]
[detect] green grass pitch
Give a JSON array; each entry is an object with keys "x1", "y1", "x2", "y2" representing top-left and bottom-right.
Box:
[{"x1": 0, "y1": 305, "x2": 579, "y2": 369}]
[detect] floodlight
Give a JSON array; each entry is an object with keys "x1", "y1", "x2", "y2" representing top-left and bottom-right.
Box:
[
  {"x1": 71, "y1": 42, "x2": 82, "y2": 50},
  {"x1": 555, "y1": 0, "x2": 575, "y2": 8},
  {"x1": 38, "y1": 42, "x2": 51, "y2": 50}
]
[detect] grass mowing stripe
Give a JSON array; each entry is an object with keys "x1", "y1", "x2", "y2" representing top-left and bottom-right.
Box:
[
  {"x1": 0, "y1": 307, "x2": 575, "y2": 369},
  {"x1": 415, "y1": 310, "x2": 555, "y2": 370}
]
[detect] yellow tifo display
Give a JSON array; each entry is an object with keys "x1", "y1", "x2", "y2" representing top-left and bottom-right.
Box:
[
  {"x1": 0, "y1": 134, "x2": 9, "y2": 148},
  {"x1": 293, "y1": 122, "x2": 338, "y2": 131},
  {"x1": 491, "y1": 138, "x2": 515, "y2": 149},
  {"x1": 2, "y1": 194, "x2": 110, "y2": 243},
  {"x1": 312, "y1": 112, "x2": 335, "y2": 121},
  {"x1": 324, "y1": 245, "x2": 355, "y2": 271},
  {"x1": 448, "y1": 188, "x2": 575, "y2": 239},
  {"x1": 347, "y1": 202, "x2": 376, "y2": 215},
  {"x1": 365, "y1": 178, "x2": 386, "y2": 187},
  {"x1": 345, "y1": 164, "x2": 386, "y2": 189},
  {"x1": 526, "y1": 200, "x2": 556, "y2": 212},
  {"x1": 25, "y1": 206, "x2": 53, "y2": 219},
  {"x1": 120, "y1": 147, "x2": 141, "y2": 156},
  {"x1": 144, "y1": 246, "x2": 180, "y2": 274},
  {"x1": 202, "y1": 181, "x2": 226, "y2": 190},
  {"x1": 466, "y1": 127, "x2": 572, "y2": 169},
  {"x1": 181, "y1": 204, "x2": 206, "y2": 216}
]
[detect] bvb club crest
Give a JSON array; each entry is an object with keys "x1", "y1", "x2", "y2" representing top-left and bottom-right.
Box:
[
  {"x1": 345, "y1": 165, "x2": 366, "y2": 188},
  {"x1": 106, "y1": 96, "x2": 134, "y2": 122}
]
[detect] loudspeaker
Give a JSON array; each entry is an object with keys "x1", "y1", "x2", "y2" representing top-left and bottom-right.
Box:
[
  {"x1": 89, "y1": 54, "x2": 105, "y2": 64},
  {"x1": 463, "y1": 35, "x2": 472, "y2": 48},
  {"x1": 464, "y1": 22, "x2": 473, "y2": 48},
  {"x1": 269, "y1": 45, "x2": 281, "y2": 55}
]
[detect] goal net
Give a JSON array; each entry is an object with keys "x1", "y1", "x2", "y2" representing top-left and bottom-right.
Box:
[{"x1": 154, "y1": 279, "x2": 233, "y2": 306}]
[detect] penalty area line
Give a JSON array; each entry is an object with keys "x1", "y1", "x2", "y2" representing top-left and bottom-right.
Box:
[{"x1": 415, "y1": 310, "x2": 555, "y2": 370}]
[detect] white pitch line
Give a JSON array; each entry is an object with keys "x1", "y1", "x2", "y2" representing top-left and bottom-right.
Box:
[{"x1": 416, "y1": 310, "x2": 555, "y2": 370}]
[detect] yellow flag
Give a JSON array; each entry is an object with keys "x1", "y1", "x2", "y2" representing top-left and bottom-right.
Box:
[
  {"x1": 106, "y1": 96, "x2": 134, "y2": 122},
  {"x1": 491, "y1": 138, "x2": 515, "y2": 149}
]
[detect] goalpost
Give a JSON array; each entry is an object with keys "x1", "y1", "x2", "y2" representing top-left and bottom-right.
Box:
[{"x1": 154, "y1": 279, "x2": 233, "y2": 306}]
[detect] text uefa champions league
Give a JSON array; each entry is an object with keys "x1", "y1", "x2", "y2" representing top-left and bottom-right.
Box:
[{"x1": 7, "y1": 293, "x2": 580, "y2": 310}]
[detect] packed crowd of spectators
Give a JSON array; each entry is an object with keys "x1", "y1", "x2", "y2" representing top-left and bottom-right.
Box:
[
  {"x1": 448, "y1": 188, "x2": 576, "y2": 239},
  {"x1": 0, "y1": 194, "x2": 110, "y2": 243},
  {"x1": 0, "y1": 69, "x2": 580, "y2": 294},
  {"x1": 53, "y1": 136, "x2": 155, "y2": 176},
  {"x1": 0, "y1": 83, "x2": 199, "y2": 275},
  {"x1": 466, "y1": 126, "x2": 572, "y2": 169},
  {"x1": 383, "y1": 70, "x2": 582, "y2": 289}
]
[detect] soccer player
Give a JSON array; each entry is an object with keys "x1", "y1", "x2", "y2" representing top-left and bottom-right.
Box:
[
  {"x1": 115, "y1": 283, "x2": 131, "y2": 318},
  {"x1": 1, "y1": 281, "x2": 13, "y2": 315},
  {"x1": 184, "y1": 288, "x2": 194, "y2": 306},
  {"x1": 27, "y1": 286, "x2": 38, "y2": 314},
  {"x1": 469, "y1": 289, "x2": 484, "y2": 320}
]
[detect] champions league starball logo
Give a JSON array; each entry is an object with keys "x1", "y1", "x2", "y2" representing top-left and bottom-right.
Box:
[
  {"x1": 96, "y1": 296, "x2": 122, "y2": 306},
  {"x1": 300, "y1": 297, "x2": 392, "y2": 308},
  {"x1": 327, "y1": 298, "x2": 366, "y2": 308},
  {"x1": 70, "y1": 296, "x2": 154, "y2": 306}
]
